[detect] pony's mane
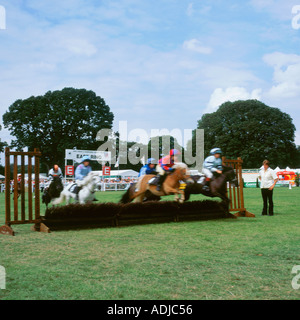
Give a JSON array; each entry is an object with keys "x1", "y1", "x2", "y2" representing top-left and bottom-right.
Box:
[{"x1": 82, "y1": 171, "x2": 96, "y2": 185}]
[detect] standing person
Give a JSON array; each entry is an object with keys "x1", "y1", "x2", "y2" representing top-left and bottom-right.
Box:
[
  {"x1": 258, "y1": 160, "x2": 278, "y2": 216},
  {"x1": 202, "y1": 148, "x2": 223, "y2": 192}
]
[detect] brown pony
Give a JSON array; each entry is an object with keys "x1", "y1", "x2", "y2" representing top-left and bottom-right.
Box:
[{"x1": 128, "y1": 163, "x2": 193, "y2": 203}]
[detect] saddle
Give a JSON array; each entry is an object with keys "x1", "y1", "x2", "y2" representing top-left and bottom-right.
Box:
[
  {"x1": 198, "y1": 174, "x2": 217, "y2": 192},
  {"x1": 69, "y1": 183, "x2": 81, "y2": 194}
]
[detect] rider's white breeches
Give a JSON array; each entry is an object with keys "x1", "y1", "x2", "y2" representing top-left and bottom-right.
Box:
[
  {"x1": 202, "y1": 168, "x2": 213, "y2": 179},
  {"x1": 156, "y1": 165, "x2": 165, "y2": 176}
]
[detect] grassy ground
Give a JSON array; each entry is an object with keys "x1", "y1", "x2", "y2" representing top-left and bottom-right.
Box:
[{"x1": 0, "y1": 188, "x2": 299, "y2": 300}]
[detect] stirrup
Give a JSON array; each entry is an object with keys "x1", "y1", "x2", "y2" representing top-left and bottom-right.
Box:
[{"x1": 202, "y1": 185, "x2": 210, "y2": 192}]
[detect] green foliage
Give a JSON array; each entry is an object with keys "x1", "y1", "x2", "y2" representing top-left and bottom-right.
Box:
[
  {"x1": 148, "y1": 135, "x2": 182, "y2": 159},
  {"x1": 197, "y1": 100, "x2": 299, "y2": 168},
  {"x1": 2, "y1": 87, "x2": 114, "y2": 169},
  {"x1": 295, "y1": 173, "x2": 300, "y2": 187}
]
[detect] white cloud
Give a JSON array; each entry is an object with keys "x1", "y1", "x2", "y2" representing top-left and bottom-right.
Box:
[
  {"x1": 186, "y1": 2, "x2": 211, "y2": 17},
  {"x1": 183, "y1": 39, "x2": 212, "y2": 54},
  {"x1": 205, "y1": 87, "x2": 262, "y2": 113},
  {"x1": 250, "y1": 0, "x2": 297, "y2": 20},
  {"x1": 186, "y1": 3, "x2": 195, "y2": 17},
  {"x1": 263, "y1": 52, "x2": 300, "y2": 98},
  {"x1": 1, "y1": 0, "x2": 300, "y2": 148},
  {"x1": 263, "y1": 52, "x2": 300, "y2": 67},
  {"x1": 64, "y1": 38, "x2": 97, "y2": 57}
]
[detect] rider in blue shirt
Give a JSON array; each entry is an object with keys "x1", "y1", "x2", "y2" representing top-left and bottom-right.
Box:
[
  {"x1": 138, "y1": 158, "x2": 157, "y2": 177},
  {"x1": 202, "y1": 148, "x2": 223, "y2": 192},
  {"x1": 75, "y1": 156, "x2": 92, "y2": 181},
  {"x1": 74, "y1": 156, "x2": 96, "y2": 200},
  {"x1": 135, "y1": 158, "x2": 157, "y2": 192}
]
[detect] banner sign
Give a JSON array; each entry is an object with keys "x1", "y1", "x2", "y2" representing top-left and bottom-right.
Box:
[
  {"x1": 102, "y1": 166, "x2": 111, "y2": 176},
  {"x1": 65, "y1": 149, "x2": 111, "y2": 163},
  {"x1": 65, "y1": 165, "x2": 74, "y2": 176}
]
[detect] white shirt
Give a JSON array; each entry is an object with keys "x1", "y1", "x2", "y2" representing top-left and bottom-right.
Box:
[{"x1": 258, "y1": 167, "x2": 278, "y2": 189}]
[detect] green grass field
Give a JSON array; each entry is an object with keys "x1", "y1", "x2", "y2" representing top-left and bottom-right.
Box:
[{"x1": 0, "y1": 188, "x2": 299, "y2": 300}]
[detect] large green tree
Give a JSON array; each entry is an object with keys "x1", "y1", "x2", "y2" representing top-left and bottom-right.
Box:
[
  {"x1": 197, "y1": 100, "x2": 299, "y2": 168},
  {"x1": 3, "y1": 87, "x2": 114, "y2": 170},
  {"x1": 148, "y1": 135, "x2": 182, "y2": 160}
]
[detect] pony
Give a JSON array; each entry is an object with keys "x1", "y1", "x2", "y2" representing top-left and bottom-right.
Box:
[
  {"x1": 52, "y1": 172, "x2": 101, "y2": 205},
  {"x1": 183, "y1": 165, "x2": 239, "y2": 214},
  {"x1": 120, "y1": 165, "x2": 239, "y2": 215},
  {"x1": 12, "y1": 182, "x2": 21, "y2": 200},
  {"x1": 122, "y1": 163, "x2": 193, "y2": 203},
  {"x1": 42, "y1": 176, "x2": 64, "y2": 208},
  {"x1": 120, "y1": 184, "x2": 160, "y2": 204}
]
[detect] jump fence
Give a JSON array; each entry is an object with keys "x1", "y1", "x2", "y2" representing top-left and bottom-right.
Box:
[
  {"x1": 0, "y1": 147, "x2": 44, "y2": 235},
  {"x1": 222, "y1": 156, "x2": 254, "y2": 217},
  {"x1": 0, "y1": 149, "x2": 254, "y2": 236}
]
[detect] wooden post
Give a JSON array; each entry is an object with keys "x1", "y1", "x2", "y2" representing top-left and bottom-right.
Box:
[
  {"x1": 34, "y1": 148, "x2": 40, "y2": 220},
  {"x1": 21, "y1": 155, "x2": 25, "y2": 221},
  {"x1": 0, "y1": 148, "x2": 14, "y2": 235},
  {"x1": 28, "y1": 156, "x2": 33, "y2": 222},
  {"x1": 33, "y1": 148, "x2": 42, "y2": 231},
  {"x1": 5, "y1": 147, "x2": 11, "y2": 224},
  {"x1": 237, "y1": 158, "x2": 245, "y2": 211},
  {"x1": 13, "y1": 155, "x2": 18, "y2": 221},
  {"x1": 222, "y1": 156, "x2": 255, "y2": 218}
]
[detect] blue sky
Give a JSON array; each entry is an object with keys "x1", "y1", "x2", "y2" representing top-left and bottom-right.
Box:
[{"x1": 0, "y1": 0, "x2": 300, "y2": 154}]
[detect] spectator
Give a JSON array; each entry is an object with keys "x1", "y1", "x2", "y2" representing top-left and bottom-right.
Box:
[{"x1": 258, "y1": 160, "x2": 278, "y2": 216}]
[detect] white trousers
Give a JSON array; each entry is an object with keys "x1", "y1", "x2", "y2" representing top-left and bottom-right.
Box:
[
  {"x1": 202, "y1": 168, "x2": 213, "y2": 179},
  {"x1": 156, "y1": 165, "x2": 165, "y2": 176}
]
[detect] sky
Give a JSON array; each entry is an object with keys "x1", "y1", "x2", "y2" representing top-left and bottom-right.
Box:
[{"x1": 0, "y1": 0, "x2": 300, "y2": 155}]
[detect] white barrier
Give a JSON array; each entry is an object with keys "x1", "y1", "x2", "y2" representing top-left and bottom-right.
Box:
[
  {"x1": 1, "y1": 181, "x2": 135, "y2": 193},
  {"x1": 100, "y1": 182, "x2": 132, "y2": 192}
]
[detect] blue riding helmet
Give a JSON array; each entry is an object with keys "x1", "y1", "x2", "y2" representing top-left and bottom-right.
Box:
[
  {"x1": 210, "y1": 148, "x2": 222, "y2": 155},
  {"x1": 81, "y1": 155, "x2": 91, "y2": 163},
  {"x1": 147, "y1": 158, "x2": 156, "y2": 164}
]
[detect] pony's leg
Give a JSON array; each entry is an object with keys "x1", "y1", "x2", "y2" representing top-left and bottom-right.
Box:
[
  {"x1": 179, "y1": 190, "x2": 185, "y2": 203},
  {"x1": 173, "y1": 190, "x2": 185, "y2": 203},
  {"x1": 133, "y1": 193, "x2": 145, "y2": 203},
  {"x1": 216, "y1": 193, "x2": 235, "y2": 217},
  {"x1": 174, "y1": 193, "x2": 178, "y2": 202},
  {"x1": 65, "y1": 194, "x2": 71, "y2": 205}
]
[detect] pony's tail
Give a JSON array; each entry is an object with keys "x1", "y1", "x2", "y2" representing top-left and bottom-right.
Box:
[
  {"x1": 120, "y1": 184, "x2": 135, "y2": 204},
  {"x1": 51, "y1": 192, "x2": 66, "y2": 205}
]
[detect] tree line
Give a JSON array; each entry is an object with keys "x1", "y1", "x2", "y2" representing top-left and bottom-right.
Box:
[{"x1": 1, "y1": 87, "x2": 299, "y2": 172}]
